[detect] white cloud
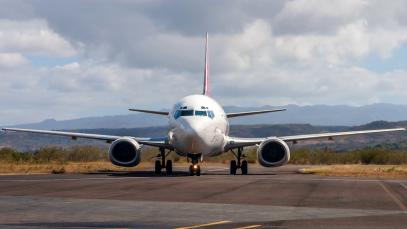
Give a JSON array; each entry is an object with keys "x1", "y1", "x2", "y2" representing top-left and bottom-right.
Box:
[
  {"x1": 206, "y1": 18, "x2": 407, "y2": 106},
  {"x1": 213, "y1": 13, "x2": 407, "y2": 67},
  {"x1": 0, "y1": 19, "x2": 78, "y2": 57},
  {"x1": 1, "y1": 1, "x2": 407, "y2": 125},
  {"x1": 273, "y1": 0, "x2": 367, "y2": 35},
  {"x1": 0, "y1": 53, "x2": 28, "y2": 68},
  {"x1": 0, "y1": 59, "x2": 200, "y2": 125}
]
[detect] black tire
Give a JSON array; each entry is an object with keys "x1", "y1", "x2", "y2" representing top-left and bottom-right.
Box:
[
  {"x1": 241, "y1": 160, "x2": 248, "y2": 175},
  {"x1": 166, "y1": 160, "x2": 173, "y2": 175},
  {"x1": 196, "y1": 165, "x2": 201, "y2": 176},
  {"x1": 155, "y1": 160, "x2": 162, "y2": 174},
  {"x1": 230, "y1": 160, "x2": 237, "y2": 175},
  {"x1": 189, "y1": 165, "x2": 194, "y2": 176}
]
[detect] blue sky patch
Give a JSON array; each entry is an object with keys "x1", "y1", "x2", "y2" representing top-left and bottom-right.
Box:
[
  {"x1": 26, "y1": 55, "x2": 79, "y2": 67},
  {"x1": 358, "y1": 45, "x2": 407, "y2": 73}
]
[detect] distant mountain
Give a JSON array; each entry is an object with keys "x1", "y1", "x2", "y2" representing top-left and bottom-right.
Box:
[
  {"x1": 227, "y1": 103, "x2": 407, "y2": 126},
  {"x1": 5, "y1": 103, "x2": 407, "y2": 130}
]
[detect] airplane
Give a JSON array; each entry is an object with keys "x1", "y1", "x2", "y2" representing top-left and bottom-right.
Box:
[{"x1": 2, "y1": 33, "x2": 405, "y2": 176}]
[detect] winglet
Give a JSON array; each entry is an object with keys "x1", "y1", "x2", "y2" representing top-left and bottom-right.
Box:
[{"x1": 203, "y1": 32, "x2": 209, "y2": 96}]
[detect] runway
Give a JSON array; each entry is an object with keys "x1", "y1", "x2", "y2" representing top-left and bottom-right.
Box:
[{"x1": 0, "y1": 165, "x2": 406, "y2": 228}]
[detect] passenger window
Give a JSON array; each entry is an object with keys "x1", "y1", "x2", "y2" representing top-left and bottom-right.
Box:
[{"x1": 195, "y1": 110, "x2": 207, "y2": 116}]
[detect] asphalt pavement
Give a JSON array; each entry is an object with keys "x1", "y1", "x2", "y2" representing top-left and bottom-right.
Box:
[{"x1": 0, "y1": 165, "x2": 406, "y2": 228}]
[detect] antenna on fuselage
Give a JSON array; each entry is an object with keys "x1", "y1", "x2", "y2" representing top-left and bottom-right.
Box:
[{"x1": 203, "y1": 32, "x2": 209, "y2": 96}]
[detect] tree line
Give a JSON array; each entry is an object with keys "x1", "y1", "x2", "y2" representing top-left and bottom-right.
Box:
[{"x1": 0, "y1": 145, "x2": 406, "y2": 165}]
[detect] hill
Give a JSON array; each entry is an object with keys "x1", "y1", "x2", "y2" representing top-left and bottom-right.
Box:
[{"x1": 4, "y1": 103, "x2": 407, "y2": 130}]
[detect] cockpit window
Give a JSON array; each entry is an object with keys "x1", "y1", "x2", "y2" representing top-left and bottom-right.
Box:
[
  {"x1": 180, "y1": 110, "x2": 194, "y2": 116},
  {"x1": 174, "y1": 110, "x2": 193, "y2": 119},
  {"x1": 208, "y1": 111, "x2": 215, "y2": 119},
  {"x1": 174, "y1": 110, "x2": 181, "y2": 119},
  {"x1": 174, "y1": 109, "x2": 215, "y2": 119},
  {"x1": 195, "y1": 110, "x2": 207, "y2": 116}
]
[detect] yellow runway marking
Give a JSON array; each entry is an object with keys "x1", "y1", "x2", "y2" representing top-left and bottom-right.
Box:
[
  {"x1": 175, "y1": 220, "x2": 231, "y2": 229},
  {"x1": 234, "y1": 225, "x2": 262, "y2": 229},
  {"x1": 379, "y1": 181, "x2": 407, "y2": 211}
]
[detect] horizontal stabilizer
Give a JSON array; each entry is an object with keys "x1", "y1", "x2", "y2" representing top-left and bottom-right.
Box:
[
  {"x1": 226, "y1": 109, "x2": 286, "y2": 118},
  {"x1": 128, "y1": 109, "x2": 169, "y2": 116}
]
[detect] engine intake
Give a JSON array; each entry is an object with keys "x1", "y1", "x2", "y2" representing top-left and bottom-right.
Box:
[
  {"x1": 257, "y1": 138, "x2": 290, "y2": 167},
  {"x1": 109, "y1": 138, "x2": 141, "y2": 167}
]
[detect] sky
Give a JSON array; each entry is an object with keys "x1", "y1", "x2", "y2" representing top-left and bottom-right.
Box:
[{"x1": 1, "y1": 0, "x2": 407, "y2": 125}]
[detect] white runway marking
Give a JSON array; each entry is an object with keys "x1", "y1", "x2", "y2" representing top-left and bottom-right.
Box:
[
  {"x1": 206, "y1": 168, "x2": 228, "y2": 172},
  {"x1": 0, "y1": 173, "x2": 405, "y2": 184},
  {"x1": 204, "y1": 175, "x2": 407, "y2": 183},
  {"x1": 378, "y1": 182, "x2": 407, "y2": 211}
]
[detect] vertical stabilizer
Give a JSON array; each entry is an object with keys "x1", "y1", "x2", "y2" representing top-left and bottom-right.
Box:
[{"x1": 203, "y1": 33, "x2": 209, "y2": 96}]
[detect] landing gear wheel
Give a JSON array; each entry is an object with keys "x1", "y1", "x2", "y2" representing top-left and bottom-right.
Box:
[
  {"x1": 155, "y1": 160, "x2": 162, "y2": 175},
  {"x1": 166, "y1": 160, "x2": 173, "y2": 175},
  {"x1": 241, "y1": 160, "x2": 248, "y2": 175},
  {"x1": 196, "y1": 165, "x2": 201, "y2": 176},
  {"x1": 189, "y1": 164, "x2": 201, "y2": 176},
  {"x1": 230, "y1": 160, "x2": 237, "y2": 175}
]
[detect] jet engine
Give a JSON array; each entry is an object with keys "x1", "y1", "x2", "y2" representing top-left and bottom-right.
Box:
[
  {"x1": 108, "y1": 137, "x2": 141, "y2": 167},
  {"x1": 257, "y1": 138, "x2": 290, "y2": 167}
]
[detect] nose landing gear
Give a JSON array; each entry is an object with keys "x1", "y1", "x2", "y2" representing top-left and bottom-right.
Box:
[
  {"x1": 189, "y1": 164, "x2": 201, "y2": 176},
  {"x1": 187, "y1": 153, "x2": 201, "y2": 176},
  {"x1": 155, "y1": 147, "x2": 173, "y2": 175},
  {"x1": 230, "y1": 147, "x2": 248, "y2": 175}
]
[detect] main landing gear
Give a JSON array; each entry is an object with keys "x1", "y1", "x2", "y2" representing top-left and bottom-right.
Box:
[
  {"x1": 155, "y1": 147, "x2": 173, "y2": 175},
  {"x1": 188, "y1": 153, "x2": 201, "y2": 176},
  {"x1": 230, "y1": 147, "x2": 248, "y2": 175}
]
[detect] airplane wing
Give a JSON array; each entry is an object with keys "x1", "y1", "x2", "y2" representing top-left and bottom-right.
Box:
[
  {"x1": 128, "y1": 108, "x2": 169, "y2": 116},
  {"x1": 225, "y1": 128, "x2": 405, "y2": 150},
  {"x1": 1, "y1": 128, "x2": 173, "y2": 149},
  {"x1": 226, "y1": 109, "x2": 286, "y2": 118}
]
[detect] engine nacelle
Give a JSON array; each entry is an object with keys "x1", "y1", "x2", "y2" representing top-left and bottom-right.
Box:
[
  {"x1": 108, "y1": 137, "x2": 141, "y2": 167},
  {"x1": 257, "y1": 138, "x2": 290, "y2": 167}
]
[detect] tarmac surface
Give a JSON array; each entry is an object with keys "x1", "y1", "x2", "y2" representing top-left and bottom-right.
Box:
[{"x1": 0, "y1": 165, "x2": 406, "y2": 228}]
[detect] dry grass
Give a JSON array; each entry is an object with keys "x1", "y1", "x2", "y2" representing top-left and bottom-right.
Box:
[
  {"x1": 2, "y1": 161, "x2": 407, "y2": 178},
  {"x1": 300, "y1": 164, "x2": 407, "y2": 178},
  {"x1": 0, "y1": 161, "x2": 229, "y2": 175},
  {"x1": 0, "y1": 162, "x2": 157, "y2": 175}
]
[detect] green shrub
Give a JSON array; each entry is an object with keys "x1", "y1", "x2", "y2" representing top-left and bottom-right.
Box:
[
  {"x1": 1, "y1": 145, "x2": 406, "y2": 165},
  {"x1": 290, "y1": 147, "x2": 407, "y2": 165},
  {"x1": 64, "y1": 146, "x2": 106, "y2": 162}
]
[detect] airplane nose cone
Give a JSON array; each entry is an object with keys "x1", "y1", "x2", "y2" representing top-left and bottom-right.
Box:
[
  {"x1": 178, "y1": 118, "x2": 213, "y2": 153},
  {"x1": 180, "y1": 119, "x2": 206, "y2": 142},
  {"x1": 181, "y1": 119, "x2": 204, "y2": 134}
]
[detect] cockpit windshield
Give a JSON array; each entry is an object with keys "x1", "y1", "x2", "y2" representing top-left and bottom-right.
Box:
[
  {"x1": 180, "y1": 110, "x2": 194, "y2": 116},
  {"x1": 195, "y1": 110, "x2": 207, "y2": 116},
  {"x1": 174, "y1": 109, "x2": 215, "y2": 119}
]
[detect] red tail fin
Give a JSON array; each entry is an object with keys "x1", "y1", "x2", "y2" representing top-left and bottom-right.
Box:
[{"x1": 203, "y1": 33, "x2": 209, "y2": 96}]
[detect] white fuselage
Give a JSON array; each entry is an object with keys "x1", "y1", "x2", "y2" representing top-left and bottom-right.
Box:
[{"x1": 168, "y1": 94, "x2": 229, "y2": 157}]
